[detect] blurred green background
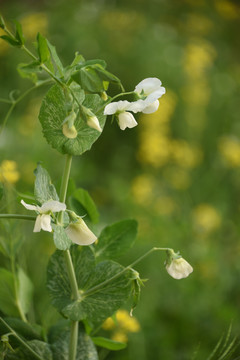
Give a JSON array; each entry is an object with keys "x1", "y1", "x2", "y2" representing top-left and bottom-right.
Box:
[{"x1": 1, "y1": 0, "x2": 240, "y2": 359}]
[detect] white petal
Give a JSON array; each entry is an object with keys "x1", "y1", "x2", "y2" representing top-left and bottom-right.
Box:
[
  {"x1": 128, "y1": 99, "x2": 147, "y2": 113},
  {"x1": 142, "y1": 100, "x2": 159, "y2": 114},
  {"x1": 118, "y1": 112, "x2": 138, "y2": 130},
  {"x1": 40, "y1": 214, "x2": 52, "y2": 232},
  {"x1": 145, "y1": 88, "x2": 166, "y2": 103},
  {"x1": 21, "y1": 199, "x2": 39, "y2": 212},
  {"x1": 104, "y1": 100, "x2": 131, "y2": 115},
  {"x1": 135, "y1": 77, "x2": 163, "y2": 95},
  {"x1": 166, "y1": 258, "x2": 193, "y2": 280},
  {"x1": 40, "y1": 200, "x2": 66, "y2": 213},
  {"x1": 65, "y1": 219, "x2": 97, "y2": 245},
  {"x1": 33, "y1": 215, "x2": 42, "y2": 232}
]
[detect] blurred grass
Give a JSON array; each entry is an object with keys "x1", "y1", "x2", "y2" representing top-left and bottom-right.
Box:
[{"x1": 1, "y1": 0, "x2": 240, "y2": 359}]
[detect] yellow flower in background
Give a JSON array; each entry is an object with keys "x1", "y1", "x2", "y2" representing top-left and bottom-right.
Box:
[
  {"x1": 111, "y1": 331, "x2": 128, "y2": 343},
  {"x1": 154, "y1": 197, "x2": 177, "y2": 216},
  {"x1": 0, "y1": 160, "x2": 20, "y2": 184},
  {"x1": 215, "y1": 0, "x2": 240, "y2": 19},
  {"x1": 21, "y1": 12, "x2": 48, "y2": 39},
  {"x1": 163, "y1": 167, "x2": 191, "y2": 190},
  {"x1": 182, "y1": 81, "x2": 211, "y2": 106},
  {"x1": 102, "y1": 309, "x2": 140, "y2": 343},
  {"x1": 137, "y1": 92, "x2": 177, "y2": 167},
  {"x1": 171, "y1": 140, "x2": 203, "y2": 168},
  {"x1": 184, "y1": 41, "x2": 216, "y2": 79},
  {"x1": 131, "y1": 174, "x2": 155, "y2": 204},
  {"x1": 218, "y1": 136, "x2": 240, "y2": 167},
  {"x1": 116, "y1": 309, "x2": 140, "y2": 332},
  {"x1": 138, "y1": 134, "x2": 172, "y2": 167},
  {"x1": 192, "y1": 204, "x2": 221, "y2": 233}
]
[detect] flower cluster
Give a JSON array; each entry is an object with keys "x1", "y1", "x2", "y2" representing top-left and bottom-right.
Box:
[
  {"x1": 104, "y1": 78, "x2": 166, "y2": 130},
  {"x1": 21, "y1": 200, "x2": 97, "y2": 245}
]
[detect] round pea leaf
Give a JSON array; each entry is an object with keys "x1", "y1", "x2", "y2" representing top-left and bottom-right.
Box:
[{"x1": 38, "y1": 84, "x2": 106, "y2": 155}]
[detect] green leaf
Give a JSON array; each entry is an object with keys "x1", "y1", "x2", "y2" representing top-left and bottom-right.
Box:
[
  {"x1": 72, "y1": 66, "x2": 104, "y2": 93},
  {"x1": 50, "y1": 323, "x2": 98, "y2": 360},
  {"x1": 34, "y1": 164, "x2": 59, "y2": 203},
  {"x1": 5, "y1": 340, "x2": 53, "y2": 360},
  {"x1": 0, "y1": 35, "x2": 20, "y2": 47},
  {"x1": 47, "y1": 40, "x2": 64, "y2": 77},
  {"x1": 95, "y1": 219, "x2": 138, "y2": 261},
  {"x1": 69, "y1": 188, "x2": 99, "y2": 223},
  {"x1": 14, "y1": 21, "x2": 25, "y2": 46},
  {"x1": 93, "y1": 65, "x2": 121, "y2": 84},
  {"x1": 0, "y1": 15, "x2": 5, "y2": 29},
  {"x1": 17, "y1": 61, "x2": 41, "y2": 84},
  {"x1": 0, "y1": 268, "x2": 18, "y2": 317},
  {"x1": 17, "y1": 268, "x2": 33, "y2": 315},
  {"x1": 91, "y1": 336, "x2": 127, "y2": 350},
  {"x1": 47, "y1": 246, "x2": 132, "y2": 327},
  {"x1": 37, "y1": 33, "x2": 50, "y2": 64},
  {"x1": 39, "y1": 84, "x2": 106, "y2": 156},
  {"x1": 70, "y1": 52, "x2": 85, "y2": 67},
  {"x1": 52, "y1": 224, "x2": 72, "y2": 250},
  {"x1": 0, "y1": 317, "x2": 43, "y2": 344}
]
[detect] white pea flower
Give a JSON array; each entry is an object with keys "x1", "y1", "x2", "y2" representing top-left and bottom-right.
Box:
[
  {"x1": 87, "y1": 115, "x2": 102, "y2": 132},
  {"x1": 134, "y1": 77, "x2": 166, "y2": 114},
  {"x1": 65, "y1": 218, "x2": 97, "y2": 246},
  {"x1": 165, "y1": 249, "x2": 193, "y2": 280},
  {"x1": 21, "y1": 199, "x2": 66, "y2": 233},
  {"x1": 104, "y1": 100, "x2": 138, "y2": 130}
]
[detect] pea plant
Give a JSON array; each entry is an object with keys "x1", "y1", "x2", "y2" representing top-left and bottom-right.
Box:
[{"x1": 0, "y1": 16, "x2": 193, "y2": 360}]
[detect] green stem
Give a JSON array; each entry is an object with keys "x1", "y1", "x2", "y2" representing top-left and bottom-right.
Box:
[
  {"x1": 84, "y1": 247, "x2": 171, "y2": 296},
  {"x1": 58, "y1": 154, "x2": 79, "y2": 360},
  {"x1": 0, "y1": 214, "x2": 36, "y2": 220},
  {"x1": 0, "y1": 79, "x2": 53, "y2": 135},
  {"x1": 0, "y1": 317, "x2": 45, "y2": 360},
  {"x1": 96, "y1": 91, "x2": 135, "y2": 115}
]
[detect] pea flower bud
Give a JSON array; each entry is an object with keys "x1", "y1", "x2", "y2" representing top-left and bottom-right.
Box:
[
  {"x1": 165, "y1": 249, "x2": 193, "y2": 280},
  {"x1": 65, "y1": 218, "x2": 97, "y2": 246}
]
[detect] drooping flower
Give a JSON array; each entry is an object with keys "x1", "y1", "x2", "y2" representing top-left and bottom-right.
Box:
[
  {"x1": 104, "y1": 100, "x2": 138, "y2": 130},
  {"x1": 134, "y1": 77, "x2": 166, "y2": 114},
  {"x1": 65, "y1": 217, "x2": 97, "y2": 245},
  {"x1": 21, "y1": 199, "x2": 66, "y2": 233},
  {"x1": 165, "y1": 249, "x2": 193, "y2": 280}
]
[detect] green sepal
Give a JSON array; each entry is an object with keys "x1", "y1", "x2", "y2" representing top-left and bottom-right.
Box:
[
  {"x1": 34, "y1": 163, "x2": 59, "y2": 204},
  {"x1": 69, "y1": 188, "x2": 99, "y2": 223},
  {"x1": 37, "y1": 33, "x2": 51, "y2": 64},
  {"x1": 52, "y1": 224, "x2": 72, "y2": 250},
  {"x1": 94, "y1": 219, "x2": 138, "y2": 261},
  {"x1": 39, "y1": 84, "x2": 106, "y2": 156},
  {"x1": 91, "y1": 336, "x2": 127, "y2": 350},
  {"x1": 14, "y1": 21, "x2": 25, "y2": 46}
]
